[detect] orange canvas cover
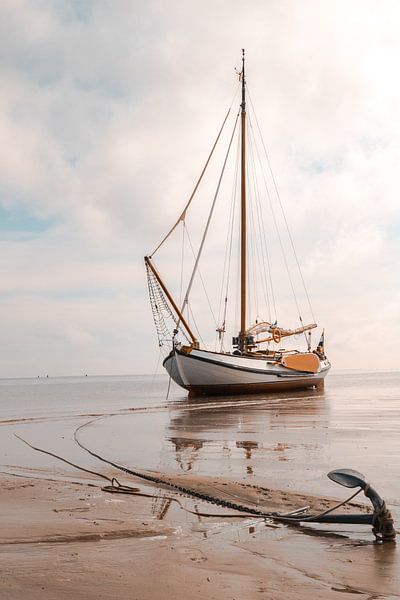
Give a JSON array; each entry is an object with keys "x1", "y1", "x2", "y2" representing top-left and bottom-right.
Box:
[{"x1": 282, "y1": 353, "x2": 320, "y2": 373}]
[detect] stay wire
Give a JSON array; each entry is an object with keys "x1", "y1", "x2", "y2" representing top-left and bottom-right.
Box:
[
  {"x1": 247, "y1": 124, "x2": 271, "y2": 323},
  {"x1": 248, "y1": 118, "x2": 276, "y2": 323},
  {"x1": 246, "y1": 160, "x2": 258, "y2": 322},
  {"x1": 148, "y1": 348, "x2": 162, "y2": 392},
  {"x1": 179, "y1": 222, "x2": 185, "y2": 306},
  {"x1": 165, "y1": 370, "x2": 172, "y2": 402},
  {"x1": 152, "y1": 105, "x2": 234, "y2": 256},
  {"x1": 247, "y1": 87, "x2": 316, "y2": 324},
  {"x1": 247, "y1": 112, "x2": 277, "y2": 322},
  {"x1": 180, "y1": 111, "x2": 240, "y2": 318},
  {"x1": 184, "y1": 224, "x2": 218, "y2": 328},
  {"x1": 246, "y1": 106, "x2": 303, "y2": 326},
  {"x1": 187, "y1": 302, "x2": 206, "y2": 348},
  {"x1": 247, "y1": 116, "x2": 273, "y2": 323},
  {"x1": 216, "y1": 129, "x2": 240, "y2": 351}
]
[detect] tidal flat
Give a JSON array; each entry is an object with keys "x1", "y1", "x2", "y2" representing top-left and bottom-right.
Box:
[{"x1": 1, "y1": 371, "x2": 399, "y2": 599}]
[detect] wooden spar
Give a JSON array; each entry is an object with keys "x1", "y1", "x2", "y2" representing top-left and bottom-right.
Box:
[
  {"x1": 256, "y1": 323, "x2": 317, "y2": 344},
  {"x1": 144, "y1": 256, "x2": 198, "y2": 346},
  {"x1": 240, "y1": 48, "x2": 247, "y2": 343},
  {"x1": 246, "y1": 322, "x2": 317, "y2": 337}
]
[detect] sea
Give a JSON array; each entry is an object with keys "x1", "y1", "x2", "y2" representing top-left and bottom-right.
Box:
[{"x1": 1, "y1": 370, "x2": 400, "y2": 511}]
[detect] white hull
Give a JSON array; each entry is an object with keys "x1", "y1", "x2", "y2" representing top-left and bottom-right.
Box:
[{"x1": 163, "y1": 345, "x2": 330, "y2": 396}]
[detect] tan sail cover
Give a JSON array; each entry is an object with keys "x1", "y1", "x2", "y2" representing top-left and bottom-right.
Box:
[{"x1": 282, "y1": 353, "x2": 320, "y2": 374}]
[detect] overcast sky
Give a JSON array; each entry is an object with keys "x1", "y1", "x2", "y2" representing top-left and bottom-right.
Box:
[{"x1": 0, "y1": 0, "x2": 399, "y2": 377}]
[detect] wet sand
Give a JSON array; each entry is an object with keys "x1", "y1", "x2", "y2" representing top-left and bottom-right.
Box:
[
  {"x1": 0, "y1": 467, "x2": 398, "y2": 600},
  {"x1": 1, "y1": 372, "x2": 400, "y2": 599}
]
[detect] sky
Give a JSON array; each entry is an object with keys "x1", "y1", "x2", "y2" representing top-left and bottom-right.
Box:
[{"x1": 0, "y1": 0, "x2": 399, "y2": 377}]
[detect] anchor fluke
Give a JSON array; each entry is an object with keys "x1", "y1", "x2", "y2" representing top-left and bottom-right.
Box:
[{"x1": 327, "y1": 468, "x2": 367, "y2": 489}]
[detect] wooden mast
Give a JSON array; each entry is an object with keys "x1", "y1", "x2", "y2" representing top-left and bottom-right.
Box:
[{"x1": 240, "y1": 49, "x2": 247, "y2": 349}]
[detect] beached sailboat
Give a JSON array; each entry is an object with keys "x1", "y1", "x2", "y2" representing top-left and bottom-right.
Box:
[{"x1": 145, "y1": 51, "x2": 330, "y2": 396}]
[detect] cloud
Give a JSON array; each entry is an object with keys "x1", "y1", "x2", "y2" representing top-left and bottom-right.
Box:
[{"x1": 0, "y1": 0, "x2": 399, "y2": 376}]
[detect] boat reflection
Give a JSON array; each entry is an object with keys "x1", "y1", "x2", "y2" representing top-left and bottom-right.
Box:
[
  {"x1": 169, "y1": 437, "x2": 205, "y2": 472},
  {"x1": 166, "y1": 388, "x2": 328, "y2": 474}
]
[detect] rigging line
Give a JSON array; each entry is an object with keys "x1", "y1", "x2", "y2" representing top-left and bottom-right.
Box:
[
  {"x1": 247, "y1": 131, "x2": 259, "y2": 318},
  {"x1": 165, "y1": 371, "x2": 172, "y2": 402},
  {"x1": 247, "y1": 88, "x2": 316, "y2": 323},
  {"x1": 184, "y1": 224, "x2": 218, "y2": 328},
  {"x1": 151, "y1": 85, "x2": 240, "y2": 258},
  {"x1": 187, "y1": 302, "x2": 206, "y2": 347},
  {"x1": 148, "y1": 348, "x2": 162, "y2": 392},
  {"x1": 246, "y1": 160, "x2": 258, "y2": 323},
  {"x1": 146, "y1": 261, "x2": 190, "y2": 346},
  {"x1": 247, "y1": 108, "x2": 303, "y2": 325},
  {"x1": 215, "y1": 128, "x2": 240, "y2": 352},
  {"x1": 251, "y1": 182, "x2": 264, "y2": 322},
  {"x1": 248, "y1": 197, "x2": 260, "y2": 323},
  {"x1": 248, "y1": 125, "x2": 273, "y2": 323},
  {"x1": 214, "y1": 189, "x2": 234, "y2": 351},
  {"x1": 220, "y1": 136, "x2": 241, "y2": 352},
  {"x1": 247, "y1": 111, "x2": 277, "y2": 321},
  {"x1": 247, "y1": 125, "x2": 272, "y2": 323},
  {"x1": 180, "y1": 111, "x2": 240, "y2": 318},
  {"x1": 249, "y1": 92, "x2": 315, "y2": 325},
  {"x1": 251, "y1": 128, "x2": 277, "y2": 325},
  {"x1": 179, "y1": 222, "x2": 186, "y2": 306},
  {"x1": 217, "y1": 129, "x2": 240, "y2": 326}
]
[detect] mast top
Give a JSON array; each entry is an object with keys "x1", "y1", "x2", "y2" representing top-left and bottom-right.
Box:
[{"x1": 241, "y1": 48, "x2": 246, "y2": 112}]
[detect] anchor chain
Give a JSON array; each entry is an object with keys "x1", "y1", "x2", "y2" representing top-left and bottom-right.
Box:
[{"x1": 74, "y1": 426, "x2": 270, "y2": 517}]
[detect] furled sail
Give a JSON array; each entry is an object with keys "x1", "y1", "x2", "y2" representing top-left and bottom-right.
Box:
[{"x1": 246, "y1": 321, "x2": 317, "y2": 343}]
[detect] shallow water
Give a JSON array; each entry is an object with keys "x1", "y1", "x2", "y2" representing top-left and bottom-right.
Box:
[{"x1": 1, "y1": 370, "x2": 400, "y2": 508}]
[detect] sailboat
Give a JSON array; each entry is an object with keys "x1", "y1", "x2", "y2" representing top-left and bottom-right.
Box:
[{"x1": 145, "y1": 51, "x2": 331, "y2": 396}]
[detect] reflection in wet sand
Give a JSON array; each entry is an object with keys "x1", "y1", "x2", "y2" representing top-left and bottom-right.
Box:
[
  {"x1": 171, "y1": 386, "x2": 328, "y2": 424},
  {"x1": 167, "y1": 389, "x2": 328, "y2": 480},
  {"x1": 152, "y1": 495, "x2": 172, "y2": 520},
  {"x1": 170, "y1": 437, "x2": 205, "y2": 472}
]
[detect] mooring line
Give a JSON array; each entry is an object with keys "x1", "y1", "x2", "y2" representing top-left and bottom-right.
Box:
[
  {"x1": 15, "y1": 416, "x2": 367, "y2": 530},
  {"x1": 14, "y1": 433, "x2": 263, "y2": 520},
  {"x1": 72, "y1": 418, "x2": 368, "y2": 525},
  {"x1": 72, "y1": 419, "x2": 280, "y2": 519}
]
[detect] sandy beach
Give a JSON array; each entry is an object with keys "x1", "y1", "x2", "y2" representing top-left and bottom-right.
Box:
[
  {"x1": 0, "y1": 468, "x2": 398, "y2": 600},
  {"x1": 1, "y1": 372, "x2": 399, "y2": 599}
]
